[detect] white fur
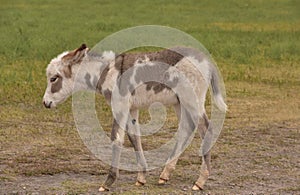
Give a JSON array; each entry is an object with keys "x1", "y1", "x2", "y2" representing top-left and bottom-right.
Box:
[
  {"x1": 43, "y1": 48, "x2": 226, "y2": 113},
  {"x1": 185, "y1": 57, "x2": 211, "y2": 85},
  {"x1": 214, "y1": 93, "x2": 227, "y2": 112}
]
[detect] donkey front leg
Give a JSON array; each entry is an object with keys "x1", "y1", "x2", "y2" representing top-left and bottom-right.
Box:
[
  {"x1": 99, "y1": 119, "x2": 125, "y2": 192},
  {"x1": 192, "y1": 113, "x2": 211, "y2": 191},
  {"x1": 127, "y1": 109, "x2": 147, "y2": 186}
]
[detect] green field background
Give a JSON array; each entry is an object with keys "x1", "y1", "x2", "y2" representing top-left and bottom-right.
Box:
[{"x1": 0, "y1": 0, "x2": 299, "y2": 105}]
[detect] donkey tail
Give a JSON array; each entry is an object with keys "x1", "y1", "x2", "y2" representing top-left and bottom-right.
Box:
[{"x1": 210, "y1": 66, "x2": 227, "y2": 112}]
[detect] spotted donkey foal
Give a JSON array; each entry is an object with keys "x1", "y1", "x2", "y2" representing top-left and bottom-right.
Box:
[{"x1": 43, "y1": 44, "x2": 227, "y2": 191}]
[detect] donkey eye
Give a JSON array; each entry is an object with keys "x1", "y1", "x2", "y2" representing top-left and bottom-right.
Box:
[{"x1": 50, "y1": 77, "x2": 58, "y2": 83}]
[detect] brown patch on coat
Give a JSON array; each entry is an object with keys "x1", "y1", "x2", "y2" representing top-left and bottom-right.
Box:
[
  {"x1": 114, "y1": 49, "x2": 183, "y2": 95},
  {"x1": 114, "y1": 49, "x2": 184, "y2": 74},
  {"x1": 134, "y1": 63, "x2": 179, "y2": 95},
  {"x1": 51, "y1": 76, "x2": 63, "y2": 93},
  {"x1": 96, "y1": 65, "x2": 110, "y2": 92}
]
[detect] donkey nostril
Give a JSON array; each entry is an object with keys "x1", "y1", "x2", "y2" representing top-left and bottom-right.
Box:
[{"x1": 43, "y1": 101, "x2": 52, "y2": 108}]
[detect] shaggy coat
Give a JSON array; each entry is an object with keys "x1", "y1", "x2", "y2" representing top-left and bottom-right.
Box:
[{"x1": 43, "y1": 44, "x2": 227, "y2": 191}]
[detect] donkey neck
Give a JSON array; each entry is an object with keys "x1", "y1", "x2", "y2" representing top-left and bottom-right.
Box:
[{"x1": 72, "y1": 55, "x2": 110, "y2": 91}]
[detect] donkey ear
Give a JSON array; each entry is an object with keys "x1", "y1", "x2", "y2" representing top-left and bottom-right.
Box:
[
  {"x1": 61, "y1": 44, "x2": 88, "y2": 78},
  {"x1": 62, "y1": 43, "x2": 88, "y2": 65}
]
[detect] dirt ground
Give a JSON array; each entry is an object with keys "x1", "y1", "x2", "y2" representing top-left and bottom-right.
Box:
[{"x1": 1, "y1": 122, "x2": 299, "y2": 195}]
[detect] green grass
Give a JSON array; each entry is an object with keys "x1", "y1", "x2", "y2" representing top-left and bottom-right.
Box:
[
  {"x1": 0, "y1": 0, "x2": 299, "y2": 106},
  {"x1": 0, "y1": 0, "x2": 300, "y2": 194}
]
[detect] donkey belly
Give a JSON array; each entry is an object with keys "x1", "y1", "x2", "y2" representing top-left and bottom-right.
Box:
[{"x1": 130, "y1": 84, "x2": 178, "y2": 109}]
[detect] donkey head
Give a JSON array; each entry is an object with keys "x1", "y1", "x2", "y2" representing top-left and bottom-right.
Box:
[{"x1": 43, "y1": 44, "x2": 89, "y2": 108}]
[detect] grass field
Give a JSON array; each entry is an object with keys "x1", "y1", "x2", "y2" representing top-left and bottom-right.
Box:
[{"x1": 1, "y1": 0, "x2": 300, "y2": 194}]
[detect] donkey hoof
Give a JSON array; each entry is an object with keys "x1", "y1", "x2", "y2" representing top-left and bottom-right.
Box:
[
  {"x1": 192, "y1": 183, "x2": 203, "y2": 191},
  {"x1": 99, "y1": 186, "x2": 109, "y2": 192},
  {"x1": 135, "y1": 180, "x2": 145, "y2": 186},
  {"x1": 158, "y1": 178, "x2": 168, "y2": 185}
]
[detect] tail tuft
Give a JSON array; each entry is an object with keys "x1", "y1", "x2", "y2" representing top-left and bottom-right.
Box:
[
  {"x1": 214, "y1": 93, "x2": 228, "y2": 112},
  {"x1": 210, "y1": 65, "x2": 227, "y2": 112}
]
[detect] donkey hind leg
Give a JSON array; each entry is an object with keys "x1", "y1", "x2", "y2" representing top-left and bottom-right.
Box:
[
  {"x1": 192, "y1": 113, "x2": 211, "y2": 191},
  {"x1": 158, "y1": 103, "x2": 181, "y2": 184},
  {"x1": 159, "y1": 103, "x2": 200, "y2": 185},
  {"x1": 99, "y1": 119, "x2": 125, "y2": 192},
  {"x1": 127, "y1": 109, "x2": 147, "y2": 186}
]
